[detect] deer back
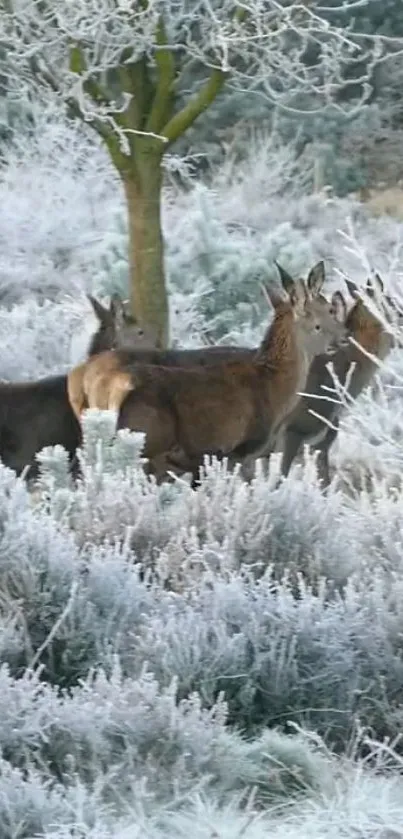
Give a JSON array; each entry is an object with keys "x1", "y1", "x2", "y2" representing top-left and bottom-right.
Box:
[{"x1": 101, "y1": 344, "x2": 255, "y2": 368}]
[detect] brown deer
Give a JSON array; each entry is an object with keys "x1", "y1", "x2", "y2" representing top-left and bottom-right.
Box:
[
  {"x1": 0, "y1": 293, "x2": 159, "y2": 481},
  {"x1": 69, "y1": 263, "x2": 336, "y2": 378},
  {"x1": 279, "y1": 273, "x2": 400, "y2": 486},
  {"x1": 67, "y1": 262, "x2": 340, "y2": 419},
  {"x1": 67, "y1": 269, "x2": 348, "y2": 485}
]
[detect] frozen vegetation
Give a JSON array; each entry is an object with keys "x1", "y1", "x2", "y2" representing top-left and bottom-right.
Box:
[{"x1": 0, "y1": 111, "x2": 403, "y2": 837}]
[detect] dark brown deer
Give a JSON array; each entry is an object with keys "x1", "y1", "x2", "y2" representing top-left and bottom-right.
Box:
[
  {"x1": 0, "y1": 294, "x2": 159, "y2": 480},
  {"x1": 67, "y1": 270, "x2": 348, "y2": 485},
  {"x1": 279, "y1": 273, "x2": 400, "y2": 486}
]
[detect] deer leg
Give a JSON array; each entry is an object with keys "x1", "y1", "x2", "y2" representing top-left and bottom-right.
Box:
[
  {"x1": 313, "y1": 422, "x2": 339, "y2": 488},
  {"x1": 144, "y1": 455, "x2": 177, "y2": 485},
  {"x1": 141, "y1": 445, "x2": 201, "y2": 487},
  {"x1": 164, "y1": 447, "x2": 202, "y2": 488},
  {"x1": 280, "y1": 428, "x2": 304, "y2": 478},
  {"x1": 69, "y1": 452, "x2": 82, "y2": 482},
  {"x1": 239, "y1": 455, "x2": 256, "y2": 482}
]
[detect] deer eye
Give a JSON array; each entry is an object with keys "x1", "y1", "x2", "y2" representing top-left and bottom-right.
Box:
[
  {"x1": 138, "y1": 329, "x2": 144, "y2": 336},
  {"x1": 315, "y1": 323, "x2": 321, "y2": 331}
]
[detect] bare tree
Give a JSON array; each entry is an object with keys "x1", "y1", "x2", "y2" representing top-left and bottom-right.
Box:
[{"x1": 0, "y1": 0, "x2": 388, "y2": 345}]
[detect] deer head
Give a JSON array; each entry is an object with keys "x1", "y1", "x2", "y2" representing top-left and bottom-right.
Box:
[
  {"x1": 346, "y1": 273, "x2": 403, "y2": 329},
  {"x1": 87, "y1": 293, "x2": 160, "y2": 356},
  {"x1": 271, "y1": 261, "x2": 348, "y2": 361}
]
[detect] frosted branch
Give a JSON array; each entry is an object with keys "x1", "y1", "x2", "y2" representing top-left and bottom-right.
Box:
[{"x1": 0, "y1": 0, "x2": 398, "y2": 144}]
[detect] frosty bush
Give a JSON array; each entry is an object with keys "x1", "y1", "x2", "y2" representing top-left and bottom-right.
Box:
[
  {"x1": 0, "y1": 758, "x2": 102, "y2": 839},
  {"x1": 165, "y1": 137, "x2": 403, "y2": 338},
  {"x1": 34, "y1": 409, "x2": 403, "y2": 592},
  {"x1": 0, "y1": 663, "x2": 337, "y2": 805},
  {"x1": 0, "y1": 105, "x2": 130, "y2": 306},
  {"x1": 0, "y1": 412, "x2": 394, "y2": 751},
  {"x1": 332, "y1": 345, "x2": 403, "y2": 489},
  {"x1": 0, "y1": 414, "x2": 401, "y2": 835},
  {"x1": 0, "y1": 294, "x2": 101, "y2": 379}
]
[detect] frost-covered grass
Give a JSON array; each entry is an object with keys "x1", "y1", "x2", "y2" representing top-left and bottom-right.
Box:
[{"x1": 1, "y1": 113, "x2": 403, "y2": 836}]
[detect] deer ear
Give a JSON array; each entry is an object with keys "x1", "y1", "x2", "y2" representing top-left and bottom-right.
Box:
[
  {"x1": 366, "y1": 273, "x2": 384, "y2": 297},
  {"x1": 331, "y1": 291, "x2": 347, "y2": 323},
  {"x1": 262, "y1": 283, "x2": 285, "y2": 310},
  {"x1": 87, "y1": 295, "x2": 109, "y2": 323},
  {"x1": 374, "y1": 272, "x2": 384, "y2": 293},
  {"x1": 274, "y1": 261, "x2": 294, "y2": 294},
  {"x1": 307, "y1": 261, "x2": 325, "y2": 296},
  {"x1": 289, "y1": 278, "x2": 308, "y2": 315},
  {"x1": 109, "y1": 293, "x2": 127, "y2": 325},
  {"x1": 345, "y1": 279, "x2": 360, "y2": 300}
]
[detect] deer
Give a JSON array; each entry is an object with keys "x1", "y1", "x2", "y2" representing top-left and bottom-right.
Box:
[
  {"x1": 68, "y1": 262, "x2": 333, "y2": 378},
  {"x1": 0, "y1": 293, "x2": 159, "y2": 481},
  {"x1": 67, "y1": 262, "x2": 338, "y2": 420},
  {"x1": 67, "y1": 267, "x2": 348, "y2": 486},
  {"x1": 278, "y1": 272, "x2": 401, "y2": 486},
  {"x1": 86, "y1": 294, "x2": 161, "y2": 356}
]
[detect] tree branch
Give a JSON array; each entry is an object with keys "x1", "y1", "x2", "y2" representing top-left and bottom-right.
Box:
[
  {"x1": 162, "y1": 68, "x2": 226, "y2": 147},
  {"x1": 102, "y1": 130, "x2": 129, "y2": 172},
  {"x1": 116, "y1": 57, "x2": 148, "y2": 133},
  {"x1": 30, "y1": 53, "x2": 128, "y2": 170},
  {"x1": 69, "y1": 43, "x2": 111, "y2": 108},
  {"x1": 145, "y1": 17, "x2": 176, "y2": 134},
  {"x1": 69, "y1": 44, "x2": 130, "y2": 166}
]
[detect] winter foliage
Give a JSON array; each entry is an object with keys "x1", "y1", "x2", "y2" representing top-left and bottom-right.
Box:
[{"x1": 1, "y1": 94, "x2": 403, "y2": 836}]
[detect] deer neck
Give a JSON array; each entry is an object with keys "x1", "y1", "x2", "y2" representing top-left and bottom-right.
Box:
[
  {"x1": 256, "y1": 305, "x2": 307, "y2": 416},
  {"x1": 353, "y1": 317, "x2": 392, "y2": 360},
  {"x1": 346, "y1": 314, "x2": 393, "y2": 393}
]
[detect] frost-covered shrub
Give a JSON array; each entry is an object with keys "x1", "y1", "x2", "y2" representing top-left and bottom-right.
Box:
[
  {"x1": 0, "y1": 294, "x2": 102, "y2": 379},
  {"x1": 4, "y1": 746, "x2": 403, "y2": 839},
  {"x1": 131, "y1": 570, "x2": 403, "y2": 745},
  {"x1": 0, "y1": 418, "x2": 397, "y2": 748},
  {"x1": 1, "y1": 419, "x2": 403, "y2": 834},
  {"x1": 34, "y1": 411, "x2": 403, "y2": 593},
  {"x1": 0, "y1": 105, "x2": 129, "y2": 306},
  {"x1": 0, "y1": 663, "x2": 334, "y2": 810},
  {"x1": 0, "y1": 758, "x2": 104, "y2": 839},
  {"x1": 164, "y1": 142, "x2": 403, "y2": 337}
]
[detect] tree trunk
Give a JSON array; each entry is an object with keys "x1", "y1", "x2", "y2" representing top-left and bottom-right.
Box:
[{"x1": 121, "y1": 140, "x2": 169, "y2": 348}]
